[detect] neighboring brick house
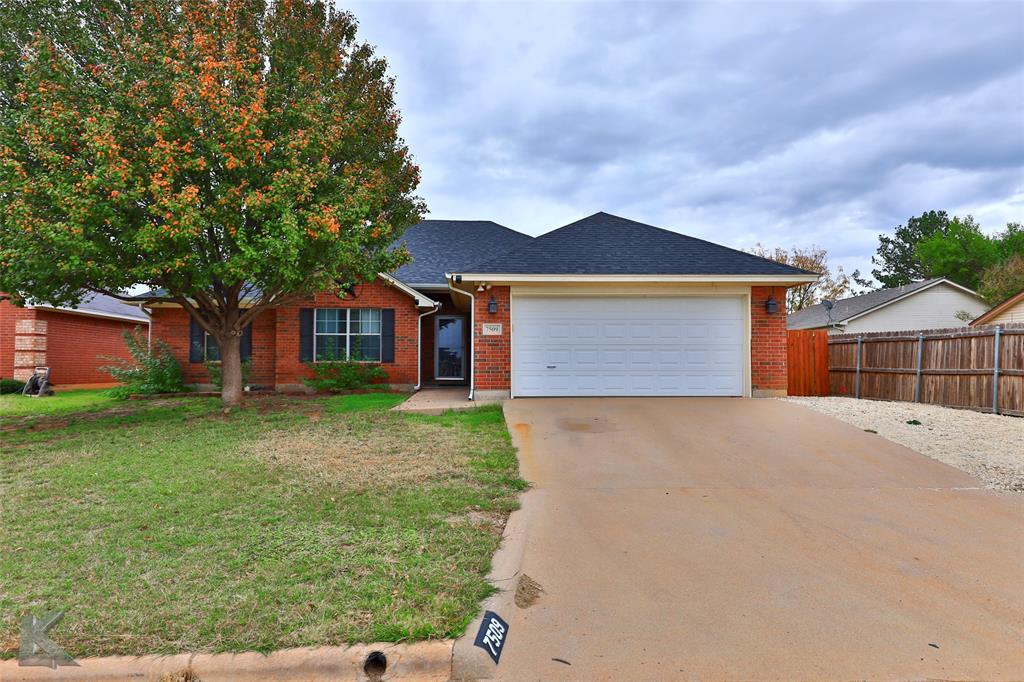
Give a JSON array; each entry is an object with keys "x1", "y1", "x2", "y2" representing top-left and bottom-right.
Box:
[
  {"x1": 137, "y1": 213, "x2": 816, "y2": 397},
  {"x1": 0, "y1": 293, "x2": 149, "y2": 388}
]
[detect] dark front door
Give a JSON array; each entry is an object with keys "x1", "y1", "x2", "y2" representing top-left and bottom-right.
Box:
[{"x1": 435, "y1": 315, "x2": 466, "y2": 380}]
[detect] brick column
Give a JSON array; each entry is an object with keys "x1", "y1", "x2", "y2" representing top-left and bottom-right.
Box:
[
  {"x1": 12, "y1": 314, "x2": 47, "y2": 382},
  {"x1": 750, "y1": 285, "x2": 788, "y2": 396},
  {"x1": 473, "y1": 286, "x2": 511, "y2": 398}
]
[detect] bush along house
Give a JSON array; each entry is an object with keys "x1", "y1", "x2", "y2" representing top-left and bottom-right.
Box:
[{"x1": 134, "y1": 213, "x2": 818, "y2": 398}]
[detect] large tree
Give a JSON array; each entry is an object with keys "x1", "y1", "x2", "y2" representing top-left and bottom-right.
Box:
[
  {"x1": 869, "y1": 210, "x2": 951, "y2": 288},
  {"x1": 0, "y1": 0, "x2": 423, "y2": 406},
  {"x1": 748, "y1": 244, "x2": 854, "y2": 313}
]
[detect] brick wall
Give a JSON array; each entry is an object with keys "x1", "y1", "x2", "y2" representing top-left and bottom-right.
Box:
[
  {"x1": 149, "y1": 307, "x2": 278, "y2": 386},
  {"x1": 275, "y1": 282, "x2": 420, "y2": 388},
  {"x1": 37, "y1": 310, "x2": 144, "y2": 386},
  {"x1": 148, "y1": 281, "x2": 421, "y2": 391},
  {"x1": 473, "y1": 286, "x2": 511, "y2": 391},
  {"x1": 1, "y1": 300, "x2": 144, "y2": 387},
  {"x1": 750, "y1": 285, "x2": 788, "y2": 394}
]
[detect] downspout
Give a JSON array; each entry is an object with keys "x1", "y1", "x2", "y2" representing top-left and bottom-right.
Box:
[
  {"x1": 138, "y1": 303, "x2": 152, "y2": 350},
  {"x1": 414, "y1": 302, "x2": 441, "y2": 391},
  {"x1": 447, "y1": 275, "x2": 475, "y2": 401}
]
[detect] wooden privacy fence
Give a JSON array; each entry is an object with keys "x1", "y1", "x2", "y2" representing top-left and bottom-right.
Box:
[
  {"x1": 787, "y1": 329, "x2": 829, "y2": 396},
  {"x1": 827, "y1": 324, "x2": 1024, "y2": 416}
]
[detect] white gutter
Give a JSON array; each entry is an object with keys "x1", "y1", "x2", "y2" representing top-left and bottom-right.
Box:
[
  {"x1": 448, "y1": 273, "x2": 820, "y2": 285},
  {"x1": 414, "y1": 302, "x2": 442, "y2": 391},
  {"x1": 446, "y1": 275, "x2": 475, "y2": 401},
  {"x1": 138, "y1": 303, "x2": 152, "y2": 350}
]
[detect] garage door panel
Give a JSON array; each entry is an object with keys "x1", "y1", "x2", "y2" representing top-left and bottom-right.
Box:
[{"x1": 512, "y1": 296, "x2": 745, "y2": 397}]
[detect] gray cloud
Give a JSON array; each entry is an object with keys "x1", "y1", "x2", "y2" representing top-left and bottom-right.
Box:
[{"x1": 346, "y1": 0, "x2": 1024, "y2": 280}]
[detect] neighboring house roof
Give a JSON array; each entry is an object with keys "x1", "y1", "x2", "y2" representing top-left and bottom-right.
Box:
[
  {"x1": 29, "y1": 292, "x2": 150, "y2": 323},
  {"x1": 461, "y1": 212, "x2": 813, "y2": 276},
  {"x1": 788, "y1": 278, "x2": 979, "y2": 330},
  {"x1": 391, "y1": 219, "x2": 533, "y2": 287},
  {"x1": 970, "y1": 287, "x2": 1024, "y2": 326}
]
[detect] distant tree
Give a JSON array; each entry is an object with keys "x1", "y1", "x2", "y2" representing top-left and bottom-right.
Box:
[
  {"x1": 978, "y1": 253, "x2": 1024, "y2": 306},
  {"x1": 915, "y1": 216, "x2": 998, "y2": 290},
  {"x1": 870, "y1": 210, "x2": 951, "y2": 287},
  {"x1": 0, "y1": 0, "x2": 423, "y2": 407},
  {"x1": 748, "y1": 244, "x2": 853, "y2": 313}
]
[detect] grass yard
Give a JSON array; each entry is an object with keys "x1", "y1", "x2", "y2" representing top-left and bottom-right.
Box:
[
  {"x1": 0, "y1": 393, "x2": 523, "y2": 659},
  {"x1": 0, "y1": 388, "x2": 120, "y2": 417}
]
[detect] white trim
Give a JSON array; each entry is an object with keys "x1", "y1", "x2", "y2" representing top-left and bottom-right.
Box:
[
  {"x1": 446, "y1": 277, "x2": 475, "y2": 400},
  {"x1": 27, "y1": 304, "x2": 149, "y2": 324},
  {"x1": 379, "y1": 273, "x2": 438, "y2": 308},
  {"x1": 451, "y1": 273, "x2": 819, "y2": 285},
  {"x1": 841, "y1": 278, "x2": 983, "y2": 325},
  {"x1": 312, "y1": 308, "x2": 382, "y2": 362}
]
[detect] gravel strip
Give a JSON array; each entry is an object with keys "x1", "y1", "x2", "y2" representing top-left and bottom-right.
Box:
[{"x1": 783, "y1": 397, "x2": 1024, "y2": 492}]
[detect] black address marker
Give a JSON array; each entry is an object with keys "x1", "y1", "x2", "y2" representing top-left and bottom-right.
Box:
[{"x1": 474, "y1": 611, "x2": 509, "y2": 664}]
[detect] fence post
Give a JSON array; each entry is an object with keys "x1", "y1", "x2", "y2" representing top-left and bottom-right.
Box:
[
  {"x1": 914, "y1": 333, "x2": 924, "y2": 403},
  {"x1": 992, "y1": 326, "x2": 1002, "y2": 415},
  {"x1": 854, "y1": 335, "x2": 863, "y2": 399}
]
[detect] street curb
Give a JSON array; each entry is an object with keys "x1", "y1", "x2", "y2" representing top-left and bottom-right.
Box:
[
  {"x1": 450, "y1": 402, "x2": 538, "y2": 681},
  {"x1": 0, "y1": 640, "x2": 453, "y2": 681}
]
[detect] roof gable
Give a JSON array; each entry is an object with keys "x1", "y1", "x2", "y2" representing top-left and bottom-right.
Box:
[
  {"x1": 462, "y1": 212, "x2": 813, "y2": 276},
  {"x1": 970, "y1": 287, "x2": 1024, "y2": 326}
]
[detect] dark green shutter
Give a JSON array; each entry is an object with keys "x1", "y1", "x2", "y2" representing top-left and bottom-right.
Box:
[
  {"x1": 240, "y1": 324, "x2": 252, "y2": 362},
  {"x1": 299, "y1": 309, "x2": 314, "y2": 362},
  {"x1": 381, "y1": 309, "x2": 395, "y2": 363},
  {"x1": 188, "y1": 317, "x2": 204, "y2": 363}
]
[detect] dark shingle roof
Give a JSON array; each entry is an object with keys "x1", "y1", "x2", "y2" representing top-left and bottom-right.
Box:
[
  {"x1": 787, "y1": 278, "x2": 950, "y2": 329},
  {"x1": 391, "y1": 220, "x2": 533, "y2": 286},
  {"x1": 462, "y1": 212, "x2": 813, "y2": 276}
]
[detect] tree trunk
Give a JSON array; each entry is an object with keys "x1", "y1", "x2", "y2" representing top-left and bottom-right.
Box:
[{"x1": 218, "y1": 332, "x2": 244, "y2": 407}]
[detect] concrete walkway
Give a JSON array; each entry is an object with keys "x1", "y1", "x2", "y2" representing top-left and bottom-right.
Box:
[
  {"x1": 392, "y1": 387, "x2": 502, "y2": 415},
  {"x1": 454, "y1": 398, "x2": 1024, "y2": 681}
]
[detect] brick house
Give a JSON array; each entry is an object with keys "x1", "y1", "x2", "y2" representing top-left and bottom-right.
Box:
[
  {"x1": 137, "y1": 213, "x2": 817, "y2": 398},
  {"x1": 0, "y1": 293, "x2": 149, "y2": 388}
]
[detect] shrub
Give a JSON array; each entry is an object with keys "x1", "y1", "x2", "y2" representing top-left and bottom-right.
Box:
[
  {"x1": 302, "y1": 361, "x2": 387, "y2": 392},
  {"x1": 102, "y1": 329, "x2": 186, "y2": 398},
  {"x1": 0, "y1": 378, "x2": 26, "y2": 394},
  {"x1": 204, "y1": 360, "x2": 251, "y2": 391}
]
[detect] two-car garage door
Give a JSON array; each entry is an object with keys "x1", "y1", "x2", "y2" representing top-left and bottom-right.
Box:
[{"x1": 511, "y1": 296, "x2": 745, "y2": 397}]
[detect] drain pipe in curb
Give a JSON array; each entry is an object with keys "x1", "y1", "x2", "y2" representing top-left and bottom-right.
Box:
[
  {"x1": 414, "y1": 302, "x2": 441, "y2": 391},
  {"x1": 447, "y1": 275, "x2": 475, "y2": 401}
]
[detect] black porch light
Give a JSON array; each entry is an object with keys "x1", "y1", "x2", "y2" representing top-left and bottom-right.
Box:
[
  {"x1": 764, "y1": 296, "x2": 780, "y2": 315},
  {"x1": 487, "y1": 296, "x2": 498, "y2": 314}
]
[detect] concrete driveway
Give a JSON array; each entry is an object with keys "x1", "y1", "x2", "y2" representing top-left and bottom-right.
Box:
[{"x1": 454, "y1": 398, "x2": 1024, "y2": 681}]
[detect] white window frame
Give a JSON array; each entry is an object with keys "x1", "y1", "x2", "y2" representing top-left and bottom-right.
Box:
[
  {"x1": 313, "y1": 308, "x2": 382, "y2": 363},
  {"x1": 203, "y1": 332, "x2": 220, "y2": 363}
]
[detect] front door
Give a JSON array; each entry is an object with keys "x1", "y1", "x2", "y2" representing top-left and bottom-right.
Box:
[{"x1": 435, "y1": 315, "x2": 466, "y2": 380}]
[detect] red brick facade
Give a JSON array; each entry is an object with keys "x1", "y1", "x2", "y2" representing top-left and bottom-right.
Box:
[
  {"x1": 473, "y1": 286, "x2": 511, "y2": 391},
  {"x1": 750, "y1": 285, "x2": 789, "y2": 393},
  {"x1": 0, "y1": 299, "x2": 145, "y2": 388},
  {"x1": 145, "y1": 282, "x2": 792, "y2": 396},
  {"x1": 148, "y1": 280, "x2": 421, "y2": 390}
]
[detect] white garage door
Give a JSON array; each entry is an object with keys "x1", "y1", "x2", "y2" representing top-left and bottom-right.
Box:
[{"x1": 512, "y1": 296, "x2": 745, "y2": 397}]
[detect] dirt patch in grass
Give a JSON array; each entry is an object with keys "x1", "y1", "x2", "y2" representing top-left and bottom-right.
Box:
[{"x1": 250, "y1": 411, "x2": 471, "y2": 490}]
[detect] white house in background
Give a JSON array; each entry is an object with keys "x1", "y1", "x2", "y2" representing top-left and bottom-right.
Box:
[
  {"x1": 970, "y1": 288, "x2": 1024, "y2": 327},
  {"x1": 788, "y1": 277, "x2": 988, "y2": 334}
]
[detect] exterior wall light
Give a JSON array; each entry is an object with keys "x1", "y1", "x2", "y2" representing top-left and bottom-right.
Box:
[
  {"x1": 765, "y1": 296, "x2": 780, "y2": 315},
  {"x1": 488, "y1": 296, "x2": 498, "y2": 314}
]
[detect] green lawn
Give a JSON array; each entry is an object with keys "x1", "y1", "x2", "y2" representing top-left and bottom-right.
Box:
[
  {"x1": 0, "y1": 388, "x2": 120, "y2": 417},
  {"x1": 0, "y1": 393, "x2": 523, "y2": 658}
]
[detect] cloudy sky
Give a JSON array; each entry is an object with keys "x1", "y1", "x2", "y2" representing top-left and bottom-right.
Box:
[{"x1": 346, "y1": 0, "x2": 1024, "y2": 281}]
